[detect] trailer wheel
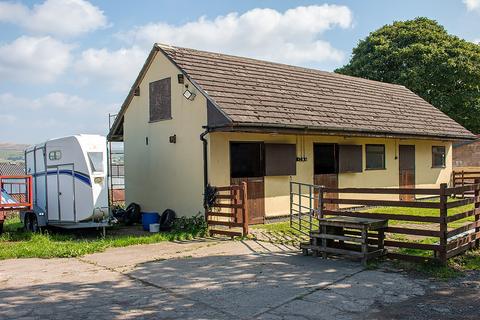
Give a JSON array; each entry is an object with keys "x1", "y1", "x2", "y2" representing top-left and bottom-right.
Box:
[{"x1": 24, "y1": 213, "x2": 39, "y2": 233}]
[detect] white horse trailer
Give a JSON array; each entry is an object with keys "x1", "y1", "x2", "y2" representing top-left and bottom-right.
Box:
[{"x1": 21, "y1": 135, "x2": 109, "y2": 230}]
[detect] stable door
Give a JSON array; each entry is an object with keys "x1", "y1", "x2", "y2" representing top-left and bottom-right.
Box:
[
  {"x1": 399, "y1": 145, "x2": 416, "y2": 201},
  {"x1": 313, "y1": 144, "x2": 339, "y2": 211},
  {"x1": 230, "y1": 142, "x2": 265, "y2": 224}
]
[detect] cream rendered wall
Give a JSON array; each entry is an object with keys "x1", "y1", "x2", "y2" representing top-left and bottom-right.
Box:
[
  {"x1": 208, "y1": 132, "x2": 452, "y2": 217},
  {"x1": 124, "y1": 52, "x2": 207, "y2": 217}
]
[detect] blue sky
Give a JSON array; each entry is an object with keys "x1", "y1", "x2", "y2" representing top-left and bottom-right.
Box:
[{"x1": 0, "y1": 0, "x2": 479, "y2": 143}]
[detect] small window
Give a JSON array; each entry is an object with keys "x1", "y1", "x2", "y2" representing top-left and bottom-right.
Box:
[
  {"x1": 149, "y1": 77, "x2": 171, "y2": 122},
  {"x1": 48, "y1": 150, "x2": 61, "y2": 161},
  {"x1": 366, "y1": 144, "x2": 386, "y2": 170},
  {"x1": 88, "y1": 152, "x2": 104, "y2": 173},
  {"x1": 432, "y1": 146, "x2": 446, "y2": 168}
]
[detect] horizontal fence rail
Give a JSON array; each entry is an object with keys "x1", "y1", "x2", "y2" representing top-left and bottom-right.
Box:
[
  {"x1": 290, "y1": 180, "x2": 480, "y2": 264},
  {"x1": 452, "y1": 170, "x2": 480, "y2": 198}
]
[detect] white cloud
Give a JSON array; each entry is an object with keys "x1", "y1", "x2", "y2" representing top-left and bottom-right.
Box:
[
  {"x1": 0, "y1": 114, "x2": 16, "y2": 123},
  {"x1": 0, "y1": 91, "x2": 118, "y2": 142},
  {"x1": 0, "y1": 36, "x2": 72, "y2": 83},
  {"x1": 118, "y1": 5, "x2": 353, "y2": 65},
  {"x1": 464, "y1": 0, "x2": 480, "y2": 11},
  {"x1": 0, "y1": 92, "x2": 112, "y2": 112},
  {"x1": 75, "y1": 46, "x2": 147, "y2": 91},
  {"x1": 0, "y1": 0, "x2": 107, "y2": 37},
  {"x1": 73, "y1": 5, "x2": 352, "y2": 94}
]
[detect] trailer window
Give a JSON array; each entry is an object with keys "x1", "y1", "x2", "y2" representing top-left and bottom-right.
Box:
[
  {"x1": 49, "y1": 150, "x2": 62, "y2": 160},
  {"x1": 88, "y1": 152, "x2": 104, "y2": 173}
]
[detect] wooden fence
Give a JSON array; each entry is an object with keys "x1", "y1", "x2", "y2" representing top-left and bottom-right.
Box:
[
  {"x1": 452, "y1": 170, "x2": 480, "y2": 198},
  {"x1": 291, "y1": 181, "x2": 480, "y2": 264},
  {"x1": 205, "y1": 183, "x2": 249, "y2": 238}
]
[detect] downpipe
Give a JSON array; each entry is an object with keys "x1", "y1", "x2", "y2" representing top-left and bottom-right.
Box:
[{"x1": 200, "y1": 127, "x2": 209, "y2": 209}]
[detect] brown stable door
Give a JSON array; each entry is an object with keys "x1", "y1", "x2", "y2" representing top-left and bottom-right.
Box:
[
  {"x1": 313, "y1": 144, "x2": 339, "y2": 211},
  {"x1": 230, "y1": 142, "x2": 266, "y2": 224},
  {"x1": 399, "y1": 145, "x2": 415, "y2": 201}
]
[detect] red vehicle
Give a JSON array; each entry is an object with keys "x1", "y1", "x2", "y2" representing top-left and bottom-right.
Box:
[{"x1": 0, "y1": 175, "x2": 33, "y2": 234}]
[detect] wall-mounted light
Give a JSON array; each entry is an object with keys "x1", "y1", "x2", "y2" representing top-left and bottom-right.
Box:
[
  {"x1": 169, "y1": 134, "x2": 177, "y2": 144},
  {"x1": 183, "y1": 89, "x2": 196, "y2": 101}
]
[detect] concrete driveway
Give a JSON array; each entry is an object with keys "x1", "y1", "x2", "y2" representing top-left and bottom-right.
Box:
[{"x1": 0, "y1": 239, "x2": 443, "y2": 320}]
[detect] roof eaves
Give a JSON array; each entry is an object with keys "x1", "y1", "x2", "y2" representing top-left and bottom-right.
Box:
[{"x1": 209, "y1": 122, "x2": 476, "y2": 141}]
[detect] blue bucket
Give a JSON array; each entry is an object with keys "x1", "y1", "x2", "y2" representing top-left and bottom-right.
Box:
[{"x1": 141, "y1": 212, "x2": 159, "y2": 231}]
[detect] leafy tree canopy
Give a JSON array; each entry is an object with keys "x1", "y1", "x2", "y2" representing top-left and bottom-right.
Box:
[{"x1": 336, "y1": 17, "x2": 480, "y2": 134}]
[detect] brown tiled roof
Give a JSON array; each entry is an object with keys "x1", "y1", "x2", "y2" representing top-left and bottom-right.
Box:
[{"x1": 160, "y1": 45, "x2": 474, "y2": 140}]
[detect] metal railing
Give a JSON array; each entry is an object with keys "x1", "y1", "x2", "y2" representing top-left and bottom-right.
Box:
[{"x1": 290, "y1": 182, "x2": 322, "y2": 236}]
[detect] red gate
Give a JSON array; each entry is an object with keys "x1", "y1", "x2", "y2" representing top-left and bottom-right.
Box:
[{"x1": 0, "y1": 175, "x2": 33, "y2": 233}]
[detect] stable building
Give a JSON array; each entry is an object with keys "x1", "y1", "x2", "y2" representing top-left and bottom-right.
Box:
[
  {"x1": 108, "y1": 44, "x2": 475, "y2": 223},
  {"x1": 453, "y1": 136, "x2": 480, "y2": 171}
]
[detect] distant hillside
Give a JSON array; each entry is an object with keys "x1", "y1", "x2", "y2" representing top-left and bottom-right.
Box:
[{"x1": 0, "y1": 143, "x2": 29, "y2": 162}]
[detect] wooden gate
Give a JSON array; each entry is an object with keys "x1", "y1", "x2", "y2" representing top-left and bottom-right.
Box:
[
  {"x1": 231, "y1": 177, "x2": 265, "y2": 224},
  {"x1": 205, "y1": 183, "x2": 249, "y2": 238}
]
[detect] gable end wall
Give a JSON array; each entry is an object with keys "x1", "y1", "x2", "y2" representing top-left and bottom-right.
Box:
[{"x1": 123, "y1": 52, "x2": 207, "y2": 217}]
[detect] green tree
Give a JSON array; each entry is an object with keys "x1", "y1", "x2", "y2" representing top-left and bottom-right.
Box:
[{"x1": 336, "y1": 17, "x2": 480, "y2": 133}]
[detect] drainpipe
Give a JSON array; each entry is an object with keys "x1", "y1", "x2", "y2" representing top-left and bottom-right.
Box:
[{"x1": 200, "y1": 127, "x2": 210, "y2": 199}]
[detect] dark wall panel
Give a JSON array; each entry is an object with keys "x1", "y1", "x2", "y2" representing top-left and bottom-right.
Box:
[
  {"x1": 338, "y1": 144, "x2": 363, "y2": 173},
  {"x1": 265, "y1": 143, "x2": 296, "y2": 176},
  {"x1": 149, "y1": 77, "x2": 171, "y2": 122}
]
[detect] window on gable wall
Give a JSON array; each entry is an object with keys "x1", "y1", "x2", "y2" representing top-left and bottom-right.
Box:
[
  {"x1": 366, "y1": 144, "x2": 386, "y2": 170},
  {"x1": 432, "y1": 146, "x2": 446, "y2": 168},
  {"x1": 149, "y1": 77, "x2": 171, "y2": 122}
]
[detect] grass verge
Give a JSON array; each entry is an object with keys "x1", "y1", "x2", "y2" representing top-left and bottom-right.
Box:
[{"x1": 0, "y1": 216, "x2": 206, "y2": 260}]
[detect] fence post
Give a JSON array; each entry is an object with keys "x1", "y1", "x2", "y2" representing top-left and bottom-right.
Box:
[
  {"x1": 28, "y1": 176, "x2": 33, "y2": 208},
  {"x1": 289, "y1": 181, "x2": 293, "y2": 228},
  {"x1": 298, "y1": 183, "x2": 302, "y2": 231},
  {"x1": 241, "y1": 181, "x2": 249, "y2": 236},
  {"x1": 475, "y1": 178, "x2": 480, "y2": 249},
  {"x1": 309, "y1": 184, "x2": 313, "y2": 233},
  {"x1": 461, "y1": 170, "x2": 465, "y2": 198},
  {"x1": 439, "y1": 183, "x2": 448, "y2": 265},
  {"x1": 318, "y1": 186, "x2": 324, "y2": 219}
]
